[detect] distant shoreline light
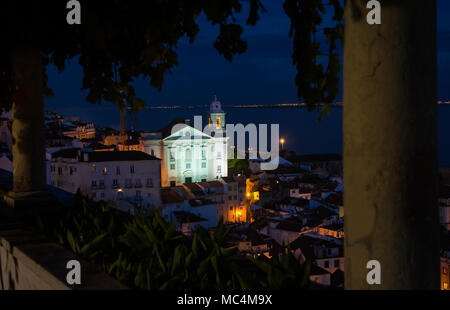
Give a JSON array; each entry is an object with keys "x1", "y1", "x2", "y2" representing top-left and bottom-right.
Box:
[{"x1": 138, "y1": 100, "x2": 450, "y2": 110}]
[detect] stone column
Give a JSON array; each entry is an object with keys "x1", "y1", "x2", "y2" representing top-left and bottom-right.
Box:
[
  {"x1": 4, "y1": 47, "x2": 53, "y2": 213},
  {"x1": 344, "y1": 0, "x2": 440, "y2": 289}
]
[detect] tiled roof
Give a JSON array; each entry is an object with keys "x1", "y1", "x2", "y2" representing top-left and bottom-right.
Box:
[
  {"x1": 161, "y1": 188, "x2": 185, "y2": 204},
  {"x1": 83, "y1": 151, "x2": 159, "y2": 162},
  {"x1": 275, "y1": 217, "x2": 303, "y2": 232},
  {"x1": 173, "y1": 211, "x2": 207, "y2": 223},
  {"x1": 51, "y1": 148, "x2": 80, "y2": 159},
  {"x1": 221, "y1": 176, "x2": 236, "y2": 183},
  {"x1": 310, "y1": 263, "x2": 331, "y2": 275}
]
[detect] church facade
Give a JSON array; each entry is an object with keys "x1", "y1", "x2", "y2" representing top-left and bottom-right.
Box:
[{"x1": 142, "y1": 97, "x2": 228, "y2": 187}]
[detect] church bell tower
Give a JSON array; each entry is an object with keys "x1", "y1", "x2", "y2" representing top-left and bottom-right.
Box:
[{"x1": 208, "y1": 95, "x2": 225, "y2": 133}]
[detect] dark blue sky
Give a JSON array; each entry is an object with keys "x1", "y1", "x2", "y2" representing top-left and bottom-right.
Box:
[{"x1": 45, "y1": 0, "x2": 450, "y2": 113}]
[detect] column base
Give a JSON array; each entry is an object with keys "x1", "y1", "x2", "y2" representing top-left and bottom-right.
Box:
[{"x1": 2, "y1": 190, "x2": 60, "y2": 217}]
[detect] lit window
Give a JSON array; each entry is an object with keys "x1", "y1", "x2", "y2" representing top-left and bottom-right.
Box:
[
  {"x1": 216, "y1": 118, "x2": 221, "y2": 129},
  {"x1": 102, "y1": 167, "x2": 107, "y2": 175},
  {"x1": 91, "y1": 165, "x2": 96, "y2": 172}
]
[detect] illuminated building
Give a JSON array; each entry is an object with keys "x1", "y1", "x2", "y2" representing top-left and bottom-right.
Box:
[
  {"x1": 142, "y1": 97, "x2": 228, "y2": 187},
  {"x1": 62, "y1": 122, "x2": 96, "y2": 140}
]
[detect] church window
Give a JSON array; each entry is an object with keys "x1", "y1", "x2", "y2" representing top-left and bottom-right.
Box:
[
  {"x1": 186, "y1": 163, "x2": 191, "y2": 169},
  {"x1": 170, "y1": 164, "x2": 175, "y2": 170},
  {"x1": 216, "y1": 118, "x2": 221, "y2": 129},
  {"x1": 102, "y1": 167, "x2": 107, "y2": 175},
  {"x1": 201, "y1": 162, "x2": 206, "y2": 168},
  {"x1": 185, "y1": 149, "x2": 191, "y2": 162}
]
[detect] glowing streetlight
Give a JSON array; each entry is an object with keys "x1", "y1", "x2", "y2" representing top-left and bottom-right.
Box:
[{"x1": 280, "y1": 138, "x2": 285, "y2": 151}]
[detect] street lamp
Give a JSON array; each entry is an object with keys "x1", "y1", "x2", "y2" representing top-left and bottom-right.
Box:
[{"x1": 280, "y1": 138, "x2": 285, "y2": 151}]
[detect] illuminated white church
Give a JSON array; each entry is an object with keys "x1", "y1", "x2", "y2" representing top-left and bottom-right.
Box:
[{"x1": 142, "y1": 97, "x2": 228, "y2": 187}]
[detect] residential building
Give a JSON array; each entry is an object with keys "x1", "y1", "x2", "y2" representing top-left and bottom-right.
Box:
[{"x1": 50, "y1": 149, "x2": 161, "y2": 210}]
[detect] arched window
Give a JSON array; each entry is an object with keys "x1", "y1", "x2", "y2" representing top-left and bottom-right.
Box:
[{"x1": 185, "y1": 148, "x2": 191, "y2": 162}]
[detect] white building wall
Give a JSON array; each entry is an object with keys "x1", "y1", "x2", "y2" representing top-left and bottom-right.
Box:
[{"x1": 50, "y1": 159, "x2": 161, "y2": 208}]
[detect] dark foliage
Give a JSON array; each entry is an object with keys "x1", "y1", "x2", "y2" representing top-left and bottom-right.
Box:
[{"x1": 36, "y1": 192, "x2": 310, "y2": 290}]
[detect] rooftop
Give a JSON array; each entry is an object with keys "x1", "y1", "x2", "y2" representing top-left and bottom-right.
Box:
[
  {"x1": 173, "y1": 211, "x2": 207, "y2": 224},
  {"x1": 82, "y1": 151, "x2": 160, "y2": 162},
  {"x1": 161, "y1": 188, "x2": 185, "y2": 204}
]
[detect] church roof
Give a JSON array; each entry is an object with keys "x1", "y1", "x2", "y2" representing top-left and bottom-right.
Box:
[{"x1": 157, "y1": 118, "x2": 190, "y2": 139}]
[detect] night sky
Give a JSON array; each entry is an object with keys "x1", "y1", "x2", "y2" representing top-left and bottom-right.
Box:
[{"x1": 45, "y1": 1, "x2": 450, "y2": 113}]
